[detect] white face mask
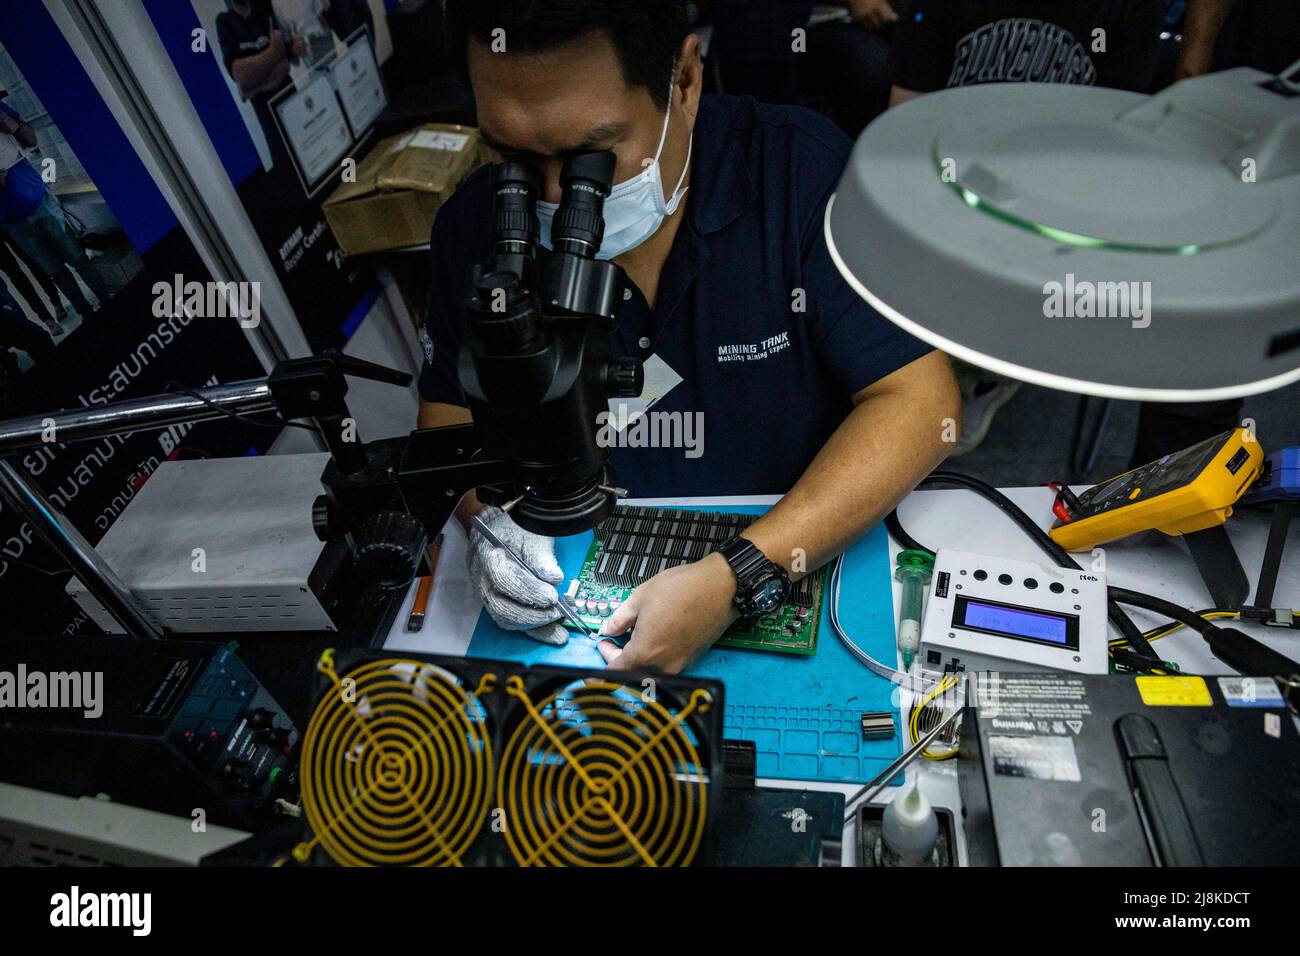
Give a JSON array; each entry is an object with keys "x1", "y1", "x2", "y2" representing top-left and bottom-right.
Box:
[{"x1": 537, "y1": 83, "x2": 692, "y2": 260}]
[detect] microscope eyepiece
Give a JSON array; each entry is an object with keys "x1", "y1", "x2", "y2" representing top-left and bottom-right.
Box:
[
  {"x1": 553, "y1": 151, "x2": 617, "y2": 257},
  {"x1": 490, "y1": 162, "x2": 542, "y2": 255}
]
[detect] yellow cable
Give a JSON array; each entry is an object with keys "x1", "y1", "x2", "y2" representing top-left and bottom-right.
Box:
[
  {"x1": 1109, "y1": 610, "x2": 1241, "y2": 647},
  {"x1": 1107, "y1": 609, "x2": 1297, "y2": 675},
  {"x1": 909, "y1": 674, "x2": 960, "y2": 761}
]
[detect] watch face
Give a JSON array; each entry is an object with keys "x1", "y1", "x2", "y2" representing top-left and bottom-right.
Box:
[{"x1": 752, "y1": 577, "x2": 787, "y2": 614}]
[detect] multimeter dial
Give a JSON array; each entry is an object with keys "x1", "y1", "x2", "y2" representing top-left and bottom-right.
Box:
[{"x1": 1075, "y1": 431, "x2": 1229, "y2": 515}]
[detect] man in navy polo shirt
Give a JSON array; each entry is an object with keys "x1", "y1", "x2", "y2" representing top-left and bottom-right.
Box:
[{"x1": 421, "y1": 0, "x2": 960, "y2": 673}]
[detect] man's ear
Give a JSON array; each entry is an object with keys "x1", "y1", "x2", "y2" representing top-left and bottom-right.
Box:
[{"x1": 675, "y1": 33, "x2": 704, "y2": 125}]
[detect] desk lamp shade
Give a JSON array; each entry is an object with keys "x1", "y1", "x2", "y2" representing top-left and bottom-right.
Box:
[{"x1": 825, "y1": 67, "x2": 1300, "y2": 402}]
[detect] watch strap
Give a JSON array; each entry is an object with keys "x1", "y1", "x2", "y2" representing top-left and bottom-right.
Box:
[{"x1": 717, "y1": 536, "x2": 768, "y2": 582}]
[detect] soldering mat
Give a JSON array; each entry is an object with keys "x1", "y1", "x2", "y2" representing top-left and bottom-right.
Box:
[{"x1": 468, "y1": 506, "x2": 903, "y2": 783}]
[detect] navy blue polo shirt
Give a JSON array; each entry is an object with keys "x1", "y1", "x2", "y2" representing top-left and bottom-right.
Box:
[{"x1": 418, "y1": 94, "x2": 931, "y2": 497}]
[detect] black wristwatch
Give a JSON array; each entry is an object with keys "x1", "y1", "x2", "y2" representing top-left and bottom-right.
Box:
[{"x1": 716, "y1": 536, "x2": 790, "y2": 619}]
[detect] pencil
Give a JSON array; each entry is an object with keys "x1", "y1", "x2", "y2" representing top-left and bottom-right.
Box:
[{"x1": 406, "y1": 532, "x2": 444, "y2": 631}]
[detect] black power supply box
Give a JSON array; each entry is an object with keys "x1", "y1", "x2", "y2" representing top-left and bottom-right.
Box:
[
  {"x1": 959, "y1": 672, "x2": 1300, "y2": 865},
  {"x1": 0, "y1": 635, "x2": 298, "y2": 830}
]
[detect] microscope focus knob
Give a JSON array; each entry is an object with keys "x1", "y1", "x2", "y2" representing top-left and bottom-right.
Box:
[
  {"x1": 605, "y1": 358, "x2": 644, "y2": 399},
  {"x1": 353, "y1": 511, "x2": 427, "y2": 590},
  {"x1": 470, "y1": 272, "x2": 544, "y2": 353}
]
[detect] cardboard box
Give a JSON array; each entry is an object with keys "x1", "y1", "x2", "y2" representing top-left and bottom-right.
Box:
[{"x1": 323, "y1": 123, "x2": 484, "y2": 256}]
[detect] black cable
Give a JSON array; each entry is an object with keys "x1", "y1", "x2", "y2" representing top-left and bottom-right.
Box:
[
  {"x1": 891, "y1": 470, "x2": 1299, "y2": 696},
  {"x1": 885, "y1": 510, "x2": 925, "y2": 553},
  {"x1": 1106, "y1": 602, "x2": 1153, "y2": 660},
  {"x1": 1108, "y1": 587, "x2": 1221, "y2": 636},
  {"x1": 910, "y1": 471, "x2": 1077, "y2": 566},
  {"x1": 1047, "y1": 481, "x2": 1082, "y2": 514},
  {"x1": 1111, "y1": 586, "x2": 1300, "y2": 708},
  {"x1": 891, "y1": 470, "x2": 1161, "y2": 666},
  {"x1": 164, "y1": 382, "x2": 321, "y2": 434},
  {"x1": 0, "y1": 553, "x2": 67, "y2": 577}
]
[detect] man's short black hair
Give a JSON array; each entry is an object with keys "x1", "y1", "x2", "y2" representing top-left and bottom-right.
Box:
[{"x1": 445, "y1": 0, "x2": 693, "y2": 110}]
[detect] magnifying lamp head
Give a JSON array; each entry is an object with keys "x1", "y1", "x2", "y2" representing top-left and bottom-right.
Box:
[{"x1": 826, "y1": 69, "x2": 1300, "y2": 402}]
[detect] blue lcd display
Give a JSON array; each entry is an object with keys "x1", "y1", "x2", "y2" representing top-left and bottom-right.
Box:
[{"x1": 961, "y1": 601, "x2": 1069, "y2": 645}]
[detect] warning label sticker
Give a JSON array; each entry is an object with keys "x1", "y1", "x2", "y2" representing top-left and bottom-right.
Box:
[
  {"x1": 976, "y1": 675, "x2": 1092, "y2": 734},
  {"x1": 989, "y1": 734, "x2": 1082, "y2": 782}
]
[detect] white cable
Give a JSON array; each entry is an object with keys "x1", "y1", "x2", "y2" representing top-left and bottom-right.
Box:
[{"x1": 827, "y1": 553, "x2": 938, "y2": 694}]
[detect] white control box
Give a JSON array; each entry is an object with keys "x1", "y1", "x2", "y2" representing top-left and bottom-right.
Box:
[{"x1": 918, "y1": 549, "x2": 1109, "y2": 675}]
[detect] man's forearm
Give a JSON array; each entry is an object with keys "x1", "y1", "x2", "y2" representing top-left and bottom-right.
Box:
[
  {"x1": 594, "y1": 353, "x2": 959, "y2": 673},
  {"x1": 1184, "y1": 0, "x2": 1236, "y2": 49},
  {"x1": 260, "y1": 58, "x2": 291, "y2": 93},
  {"x1": 0, "y1": 113, "x2": 35, "y2": 148},
  {"x1": 1177, "y1": 0, "x2": 1236, "y2": 78},
  {"x1": 230, "y1": 43, "x2": 285, "y2": 94},
  {"x1": 889, "y1": 85, "x2": 923, "y2": 108},
  {"x1": 741, "y1": 354, "x2": 959, "y2": 578}
]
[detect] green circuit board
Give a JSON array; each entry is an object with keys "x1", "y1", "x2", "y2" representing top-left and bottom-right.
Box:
[{"x1": 562, "y1": 506, "x2": 825, "y2": 656}]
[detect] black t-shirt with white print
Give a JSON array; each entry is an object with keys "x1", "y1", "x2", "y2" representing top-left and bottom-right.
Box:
[{"x1": 892, "y1": 0, "x2": 1167, "y2": 94}]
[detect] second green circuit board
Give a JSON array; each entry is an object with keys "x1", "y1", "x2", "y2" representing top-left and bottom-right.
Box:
[{"x1": 562, "y1": 505, "x2": 825, "y2": 656}]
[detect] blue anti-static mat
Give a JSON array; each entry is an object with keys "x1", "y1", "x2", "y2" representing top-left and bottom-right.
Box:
[{"x1": 466, "y1": 506, "x2": 902, "y2": 784}]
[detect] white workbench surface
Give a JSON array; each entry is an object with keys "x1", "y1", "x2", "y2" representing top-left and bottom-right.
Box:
[{"x1": 383, "y1": 487, "x2": 1300, "y2": 866}]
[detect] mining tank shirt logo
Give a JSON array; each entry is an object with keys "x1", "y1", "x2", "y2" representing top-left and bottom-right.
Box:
[{"x1": 716, "y1": 331, "x2": 791, "y2": 365}]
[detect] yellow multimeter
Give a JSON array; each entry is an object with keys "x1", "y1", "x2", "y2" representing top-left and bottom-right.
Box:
[{"x1": 1049, "y1": 428, "x2": 1264, "y2": 552}]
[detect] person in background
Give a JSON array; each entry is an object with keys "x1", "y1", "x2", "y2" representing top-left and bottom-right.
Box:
[
  {"x1": 272, "y1": 0, "x2": 333, "y2": 69},
  {"x1": 0, "y1": 98, "x2": 109, "y2": 326},
  {"x1": 707, "y1": 1, "x2": 905, "y2": 138},
  {"x1": 888, "y1": 0, "x2": 1169, "y2": 455},
  {"x1": 1128, "y1": 0, "x2": 1298, "y2": 466},
  {"x1": 217, "y1": 0, "x2": 305, "y2": 173},
  {"x1": 0, "y1": 234, "x2": 63, "y2": 331},
  {"x1": 1176, "y1": 0, "x2": 1300, "y2": 79},
  {"x1": 0, "y1": 282, "x2": 55, "y2": 396},
  {"x1": 890, "y1": 0, "x2": 1170, "y2": 107},
  {"x1": 218, "y1": 0, "x2": 297, "y2": 98},
  {"x1": 0, "y1": 94, "x2": 64, "y2": 330},
  {"x1": 803, "y1": 0, "x2": 911, "y2": 136}
]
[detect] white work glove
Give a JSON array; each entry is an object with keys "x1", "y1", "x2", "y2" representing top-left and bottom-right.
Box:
[{"x1": 467, "y1": 506, "x2": 568, "y2": 645}]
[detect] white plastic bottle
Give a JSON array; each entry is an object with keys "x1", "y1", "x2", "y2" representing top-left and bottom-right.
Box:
[{"x1": 878, "y1": 780, "x2": 939, "y2": 866}]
